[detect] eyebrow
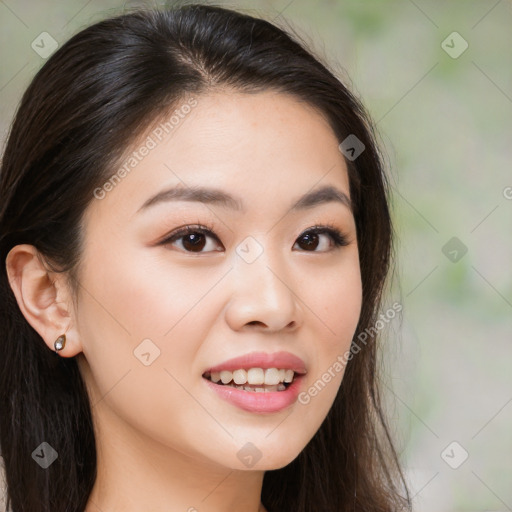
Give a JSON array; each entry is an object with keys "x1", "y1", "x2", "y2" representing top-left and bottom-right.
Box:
[{"x1": 137, "y1": 184, "x2": 352, "y2": 214}]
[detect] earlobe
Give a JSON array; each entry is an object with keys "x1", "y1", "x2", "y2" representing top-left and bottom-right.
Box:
[{"x1": 5, "y1": 244, "x2": 82, "y2": 357}]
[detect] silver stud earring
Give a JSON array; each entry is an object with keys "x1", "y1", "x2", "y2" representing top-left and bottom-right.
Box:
[{"x1": 54, "y1": 334, "x2": 66, "y2": 352}]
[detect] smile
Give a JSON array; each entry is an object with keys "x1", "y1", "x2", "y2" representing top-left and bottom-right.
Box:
[{"x1": 203, "y1": 367, "x2": 296, "y2": 392}]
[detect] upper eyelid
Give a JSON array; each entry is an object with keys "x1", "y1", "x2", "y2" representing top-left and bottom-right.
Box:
[
  {"x1": 166, "y1": 224, "x2": 219, "y2": 240},
  {"x1": 165, "y1": 224, "x2": 343, "y2": 237}
]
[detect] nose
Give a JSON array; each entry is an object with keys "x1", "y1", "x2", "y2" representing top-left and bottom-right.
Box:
[{"x1": 224, "y1": 250, "x2": 303, "y2": 333}]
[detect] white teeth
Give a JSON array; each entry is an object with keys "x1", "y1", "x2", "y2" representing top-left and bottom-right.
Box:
[
  {"x1": 264, "y1": 368, "x2": 281, "y2": 385},
  {"x1": 220, "y1": 370, "x2": 232, "y2": 384},
  {"x1": 284, "y1": 369, "x2": 294, "y2": 383},
  {"x1": 206, "y1": 367, "x2": 297, "y2": 386},
  {"x1": 247, "y1": 368, "x2": 265, "y2": 385},
  {"x1": 233, "y1": 369, "x2": 247, "y2": 385}
]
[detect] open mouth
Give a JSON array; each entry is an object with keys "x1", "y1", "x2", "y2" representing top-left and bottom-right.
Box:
[{"x1": 202, "y1": 368, "x2": 298, "y2": 393}]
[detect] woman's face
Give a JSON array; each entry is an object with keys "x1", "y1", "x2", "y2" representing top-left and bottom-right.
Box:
[{"x1": 74, "y1": 90, "x2": 362, "y2": 470}]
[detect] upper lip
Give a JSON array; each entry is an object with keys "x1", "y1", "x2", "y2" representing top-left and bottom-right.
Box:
[{"x1": 203, "y1": 351, "x2": 307, "y2": 375}]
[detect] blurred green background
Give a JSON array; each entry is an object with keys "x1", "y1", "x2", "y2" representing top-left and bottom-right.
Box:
[{"x1": 1, "y1": 1, "x2": 511, "y2": 511}]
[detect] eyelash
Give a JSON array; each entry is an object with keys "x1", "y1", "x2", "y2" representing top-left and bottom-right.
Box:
[{"x1": 159, "y1": 222, "x2": 350, "y2": 253}]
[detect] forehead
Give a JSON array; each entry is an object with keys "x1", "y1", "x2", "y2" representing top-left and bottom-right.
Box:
[{"x1": 84, "y1": 90, "x2": 351, "y2": 224}]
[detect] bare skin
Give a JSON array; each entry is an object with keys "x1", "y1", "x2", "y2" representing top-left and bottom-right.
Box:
[{"x1": 6, "y1": 90, "x2": 362, "y2": 512}]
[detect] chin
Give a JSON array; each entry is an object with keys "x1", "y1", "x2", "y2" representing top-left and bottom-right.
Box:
[{"x1": 247, "y1": 446, "x2": 305, "y2": 471}]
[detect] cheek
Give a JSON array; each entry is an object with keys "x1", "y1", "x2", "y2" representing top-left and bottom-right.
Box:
[
  {"x1": 75, "y1": 251, "x2": 224, "y2": 455},
  {"x1": 85, "y1": 241, "x2": 221, "y2": 339},
  {"x1": 299, "y1": 255, "x2": 362, "y2": 348},
  {"x1": 323, "y1": 276, "x2": 362, "y2": 341},
  {"x1": 77, "y1": 244, "x2": 229, "y2": 393},
  {"x1": 291, "y1": 256, "x2": 361, "y2": 427}
]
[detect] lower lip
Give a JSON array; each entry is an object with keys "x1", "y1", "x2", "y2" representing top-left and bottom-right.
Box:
[{"x1": 203, "y1": 375, "x2": 305, "y2": 413}]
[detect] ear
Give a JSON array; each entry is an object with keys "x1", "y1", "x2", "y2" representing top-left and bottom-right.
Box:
[{"x1": 5, "y1": 244, "x2": 82, "y2": 357}]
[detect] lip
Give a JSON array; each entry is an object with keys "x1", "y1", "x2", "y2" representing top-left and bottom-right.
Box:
[
  {"x1": 202, "y1": 351, "x2": 307, "y2": 374},
  {"x1": 203, "y1": 373, "x2": 306, "y2": 413}
]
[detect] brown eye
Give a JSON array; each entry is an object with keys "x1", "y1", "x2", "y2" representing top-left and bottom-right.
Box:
[
  {"x1": 297, "y1": 232, "x2": 320, "y2": 251},
  {"x1": 293, "y1": 226, "x2": 349, "y2": 252},
  {"x1": 181, "y1": 232, "x2": 207, "y2": 252},
  {"x1": 160, "y1": 225, "x2": 223, "y2": 253}
]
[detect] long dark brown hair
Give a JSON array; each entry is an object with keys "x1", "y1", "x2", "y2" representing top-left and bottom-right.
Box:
[{"x1": 0, "y1": 4, "x2": 411, "y2": 511}]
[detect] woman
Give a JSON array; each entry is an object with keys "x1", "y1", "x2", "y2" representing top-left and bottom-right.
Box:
[{"x1": 0, "y1": 4, "x2": 411, "y2": 511}]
